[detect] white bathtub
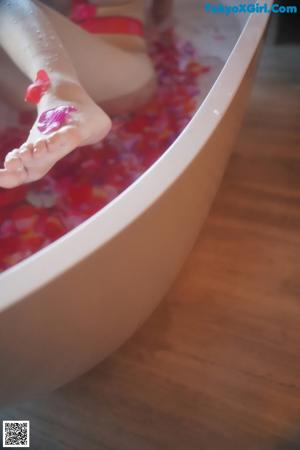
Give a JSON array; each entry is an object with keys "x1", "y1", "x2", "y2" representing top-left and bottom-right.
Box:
[{"x1": 0, "y1": 0, "x2": 271, "y2": 406}]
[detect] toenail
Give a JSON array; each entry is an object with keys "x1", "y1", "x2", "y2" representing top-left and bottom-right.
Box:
[{"x1": 7, "y1": 157, "x2": 18, "y2": 164}]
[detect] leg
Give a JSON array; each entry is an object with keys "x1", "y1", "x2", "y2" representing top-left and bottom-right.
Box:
[
  {"x1": 36, "y1": 1, "x2": 156, "y2": 106},
  {"x1": 0, "y1": 0, "x2": 111, "y2": 188},
  {"x1": 0, "y1": 0, "x2": 155, "y2": 188},
  {"x1": 0, "y1": 47, "x2": 33, "y2": 112},
  {"x1": 0, "y1": 3, "x2": 155, "y2": 114}
]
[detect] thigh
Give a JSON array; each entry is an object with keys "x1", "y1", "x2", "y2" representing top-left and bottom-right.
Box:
[{"x1": 36, "y1": 1, "x2": 155, "y2": 103}]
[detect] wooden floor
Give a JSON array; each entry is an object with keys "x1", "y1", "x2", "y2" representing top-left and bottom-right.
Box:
[{"x1": 1, "y1": 19, "x2": 300, "y2": 450}]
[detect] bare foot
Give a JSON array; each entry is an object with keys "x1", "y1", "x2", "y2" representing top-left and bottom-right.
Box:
[{"x1": 0, "y1": 79, "x2": 112, "y2": 189}]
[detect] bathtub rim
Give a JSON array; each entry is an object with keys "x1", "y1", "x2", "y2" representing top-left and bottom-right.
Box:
[{"x1": 0, "y1": 5, "x2": 272, "y2": 311}]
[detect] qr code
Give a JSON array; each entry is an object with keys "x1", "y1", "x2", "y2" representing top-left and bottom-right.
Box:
[{"x1": 3, "y1": 421, "x2": 30, "y2": 448}]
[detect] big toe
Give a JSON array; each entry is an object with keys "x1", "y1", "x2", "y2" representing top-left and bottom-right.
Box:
[{"x1": 4, "y1": 149, "x2": 23, "y2": 172}]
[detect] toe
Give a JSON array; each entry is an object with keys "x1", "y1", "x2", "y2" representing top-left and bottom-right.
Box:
[
  {"x1": 0, "y1": 167, "x2": 27, "y2": 189},
  {"x1": 19, "y1": 144, "x2": 34, "y2": 163},
  {"x1": 4, "y1": 149, "x2": 23, "y2": 171},
  {"x1": 33, "y1": 139, "x2": 48, "y2": 158}
]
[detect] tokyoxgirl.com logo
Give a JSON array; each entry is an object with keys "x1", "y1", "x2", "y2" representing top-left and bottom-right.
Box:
[{"x1": 204, "y1": 2, "x2": 298, "y2": 15}]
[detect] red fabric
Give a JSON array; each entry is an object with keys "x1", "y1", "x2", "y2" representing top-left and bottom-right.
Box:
[
  {"x1": 70, "y1": 1, "x2": 145, "y2": 36},
  {"x1": 75, "y1": 16, "x2": 144, "y2": 36}
]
